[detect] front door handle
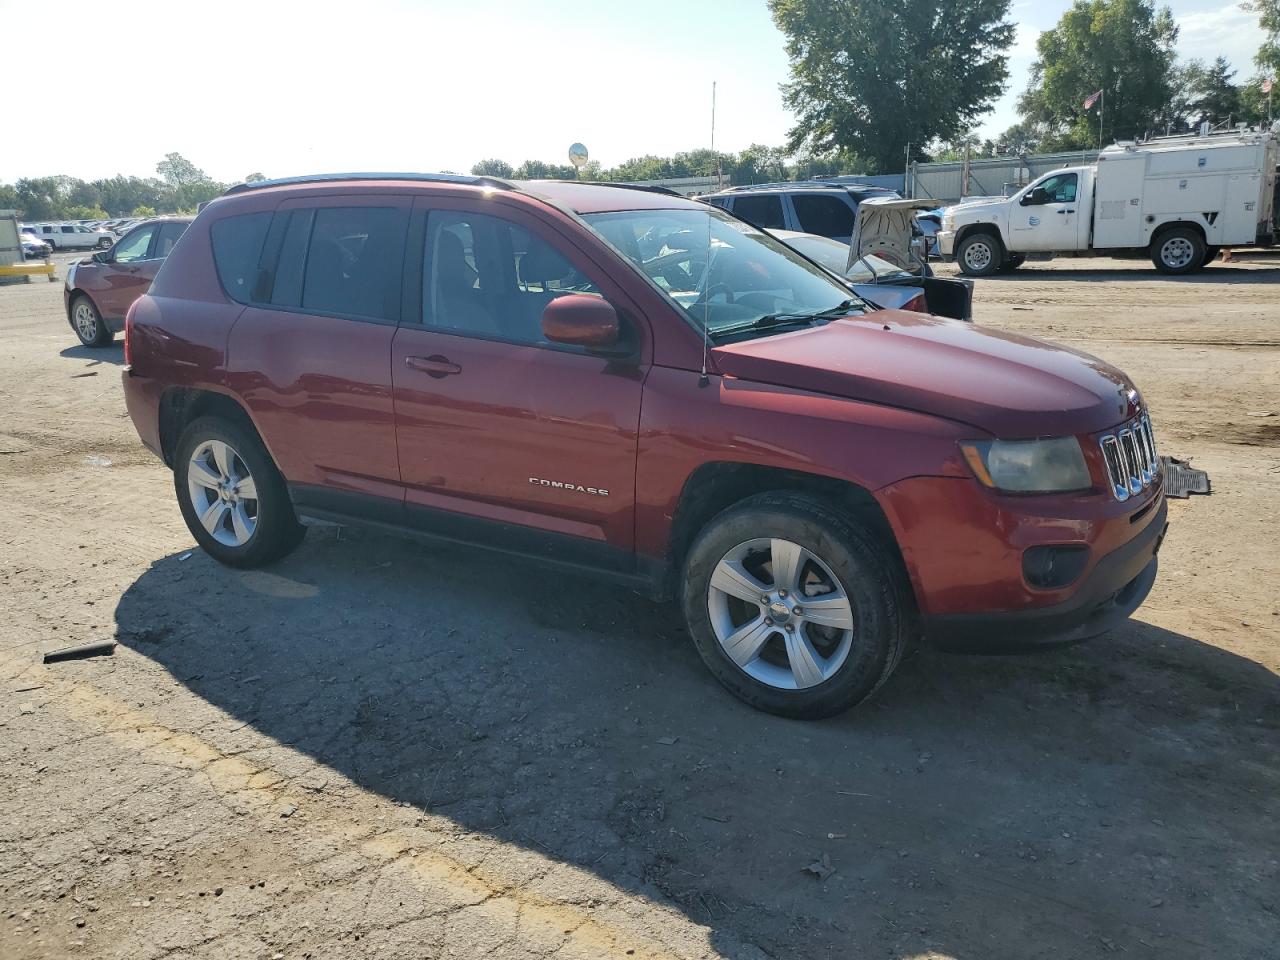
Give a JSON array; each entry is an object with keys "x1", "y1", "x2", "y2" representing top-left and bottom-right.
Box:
[{"x1": 405, "y1": 355, "x2": 462, "y2": 378}]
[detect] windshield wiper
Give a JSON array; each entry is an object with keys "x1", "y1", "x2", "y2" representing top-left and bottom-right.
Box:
[{"x1": 709, "y1": 299, "x2": 862, "y2": 339}]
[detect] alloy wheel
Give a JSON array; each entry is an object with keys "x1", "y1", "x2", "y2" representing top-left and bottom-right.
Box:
[
  {"x1": 187, "y1": 439, "x2": 259, "y2": 547},
  {"x1": 707, "y1": 538, "x2": 855, "y2": 690},
  {"x1": 72, "y1": 301, "x2": 99, "y2": 342}
]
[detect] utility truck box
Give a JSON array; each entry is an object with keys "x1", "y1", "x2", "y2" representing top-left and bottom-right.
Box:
[{"x1": 939, "y1": 128, "x2": 1278, "y2": 276}]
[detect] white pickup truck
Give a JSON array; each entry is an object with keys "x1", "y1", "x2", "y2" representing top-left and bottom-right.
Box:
[{"x1": 939, "y1": 128, "x2": 1278, "y2": 276}]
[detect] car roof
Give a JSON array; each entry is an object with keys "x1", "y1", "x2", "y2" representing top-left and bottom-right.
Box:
[{"x1": 219, "y1": 172, "x2": 703, "y2": 216}]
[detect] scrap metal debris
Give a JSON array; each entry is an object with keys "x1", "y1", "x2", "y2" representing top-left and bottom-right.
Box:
[
  {"x1": 1160, "y1": 457, "x2": 1211, "y2": 499},
  {"x1": 803, "y1": 853, "x2": 836, "y2": 880},
  {"x1": 43, "y1": 640, "x2": 116, "y2": 664}
]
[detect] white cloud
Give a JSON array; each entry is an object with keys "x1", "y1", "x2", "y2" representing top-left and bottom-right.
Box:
[{"x1": 1176, "y1": 4, "x2": 1265, "y2": 74}]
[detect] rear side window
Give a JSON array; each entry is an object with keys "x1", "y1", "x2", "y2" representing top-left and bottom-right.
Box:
[
  {"x1": 792, "y1": 195, "x2": 856, "y2": 239},
  {"x1": 210, "y1": 212, "x2": 271, "y2": 304},
  {"x1": 154, "y1": 222, "x2": 189, "y2": 258},
  {"x1": 300, "y1": 207, "x2": 406, "y2": 321},
  {"x1": 704, "y1": 196, "x2": 731, "y2": 209},
  {"x1": 731, "y1": 194, "x2": 785, "y2": 229}
]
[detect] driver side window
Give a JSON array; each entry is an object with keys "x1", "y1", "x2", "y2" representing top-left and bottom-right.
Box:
[
  {"x1": 1034, "y1": 173, "x2": 1078, "y2": 204},
  {"x1": 113, "y1": 226, "x2": 156, "y2": 263}
]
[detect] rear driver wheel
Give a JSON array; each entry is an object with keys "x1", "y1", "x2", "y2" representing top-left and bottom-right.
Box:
[
  {"x1": 1151, "y1": 228, "x2": 1205, "y2": 275},
  {"x1": 174, "y1": 417, "x2": 304, "y2": 568}
]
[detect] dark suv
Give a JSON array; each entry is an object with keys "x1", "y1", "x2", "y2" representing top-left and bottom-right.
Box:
[
  {"x1": 702, "y1": 180, "x2": 900, "y2": 243},
  {"x1": 122, "y1": 173, "x2": 1167, "y2": 718}
]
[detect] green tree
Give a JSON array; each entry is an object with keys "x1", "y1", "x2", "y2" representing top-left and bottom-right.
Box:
[
  {"x1": 1243, "y1": 0, "x2": 1280, "y2": 77},
  {"x1": 1181, "y1": 57, "x2": 1243, "y2": 129},
  {"x1": 470, "y1": 159, "x2": 515, "y2": 178},
  {"x1": 244, "y1": 172, "x2": 267, "y2": 182},
  {"x1": 1018, "y1": 0, "x2": 1179, "y2": 150},
  {"x1": 0, "y1": 183, "x2": 19, "y2": 213},
  {"x1": 512, "y1": 159, "x2": 578, "y2": 180},
  {"x1": 130, "y1": 205, "x2": 158, "y2": 218},
  {"x1": 65, "y1": 204, "x2": 109, "y2": 220},
  {"x1": 769, "y1": 0, "x2": 1015, "y2": 172},
  {"x1": 156, "y1": 152, "x2": 206, "y2": 187},
  {"x1": 995, "y1": 120, "x2": 1049, "y2": 155}
]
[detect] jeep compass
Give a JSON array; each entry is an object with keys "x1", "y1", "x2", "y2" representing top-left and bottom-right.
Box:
[{"x1": 121, "y1": 174, "x2": 1167, "y2": 718}]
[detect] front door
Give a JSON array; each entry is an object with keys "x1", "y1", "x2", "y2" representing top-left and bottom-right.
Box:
[
  {"x1": 391, "y1": 200, "x2": 647, "y2": 559},
  {"x1": 96, "y1": 223, "x2": 160, "y2": 319},
  {"x1": 1009, "y1": 172, "x2": 1082, "y2": 252}
]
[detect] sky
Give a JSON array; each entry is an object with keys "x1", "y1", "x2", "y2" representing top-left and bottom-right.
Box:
[{"x1": 0, "y1": 0, "x2": 1266, "y2": 185}]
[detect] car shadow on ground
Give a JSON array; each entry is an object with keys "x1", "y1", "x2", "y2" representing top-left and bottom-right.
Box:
[
  {"x1": 59, "y1": 343, "x2": 124, "y2": 365},
  {"x1": 113, "y1": 528, "x2": 1280, "y2": 959}
]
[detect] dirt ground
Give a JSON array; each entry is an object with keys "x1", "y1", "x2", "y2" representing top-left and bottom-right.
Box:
[{"x1": 1, "y1": 251, "x2": 1277, "y2": 960}]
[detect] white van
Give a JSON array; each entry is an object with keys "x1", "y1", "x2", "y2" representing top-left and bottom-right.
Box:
[{"x1": 939, "y1": 128, "x2": 1279, "y2": 275}]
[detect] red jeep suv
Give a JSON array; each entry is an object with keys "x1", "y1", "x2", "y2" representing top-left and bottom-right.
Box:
[{"x1": 121, "y1": 174, "x2": 1166, "y2": 718}]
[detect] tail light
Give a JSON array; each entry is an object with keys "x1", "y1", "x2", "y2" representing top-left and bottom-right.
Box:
[
  {"x1": 901, "y1": 292, "x2": 928, "y2": 313},
  {"x1": 123, "y1": 302, "x2": 135, "y2": 366}
]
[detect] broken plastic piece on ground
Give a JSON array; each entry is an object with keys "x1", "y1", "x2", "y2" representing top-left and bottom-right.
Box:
[
  {"x1": 43, "y1": 640, "x2": 116, "y2": 664},
  {"x1": 1160, "y1": 457, "x2": 1211, "y2": 499}
]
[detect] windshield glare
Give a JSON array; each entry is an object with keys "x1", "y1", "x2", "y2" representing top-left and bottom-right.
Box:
[{"x1": 582, "y1": 208, "x2": 863, "y2": 335}]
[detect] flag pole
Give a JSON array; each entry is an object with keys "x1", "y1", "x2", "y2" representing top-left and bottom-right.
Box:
[{"x1": 1099, "y1": 89, "x2": 1104, "y2": 149}]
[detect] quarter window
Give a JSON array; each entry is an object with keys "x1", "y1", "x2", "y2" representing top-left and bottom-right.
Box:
[
  {"x1": 210, "y1": 212, "x2": 272, "y2": 304},
  {"x1": 792, "y1": 194, "x2": 857, "y2": 239},
  {"x1": 423, "y1": 211, "x2": 601, "y2": 344},
  {"x1": 300, "y1": 207, "x2": 406, "y2": 321},
  {"x1": 731, "y1": 194, "x2": 785, "y2": 229}
]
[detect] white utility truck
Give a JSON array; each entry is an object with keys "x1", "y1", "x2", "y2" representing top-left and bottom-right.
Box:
[{"x1": 939, "y1": 128, "x2": 1278, "y2": 276}]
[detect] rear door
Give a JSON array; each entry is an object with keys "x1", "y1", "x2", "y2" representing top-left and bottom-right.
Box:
[
  {"x1": 390, "y1": 198, "x2": 646, "y2": 558},
  {"x1": 223, "y1": 199, "x2": 408, "y2": 503}
]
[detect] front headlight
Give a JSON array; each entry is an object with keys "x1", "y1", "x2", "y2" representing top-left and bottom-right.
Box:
[
  {"x1": 941, "y1": 212, "x2": 954, "y2": 231},
  {"x1": 959, "y1": 437, "x2": 1091, "y2": 493}
]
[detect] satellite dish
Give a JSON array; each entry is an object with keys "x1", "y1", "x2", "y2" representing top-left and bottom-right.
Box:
[{"x1": 568, "y1": 143, "x2": 589, "y2": 169}]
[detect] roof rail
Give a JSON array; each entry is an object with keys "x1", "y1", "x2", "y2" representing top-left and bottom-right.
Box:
[
  {"x1": 719, "y1": 179, "x2": 860, "y2": 193},
  {"x1": 571, "y1": 180, "x2": 684, "y2": 197},
  {"x1": 223, "y1": 172, "x2": 518, "y2": 196}
]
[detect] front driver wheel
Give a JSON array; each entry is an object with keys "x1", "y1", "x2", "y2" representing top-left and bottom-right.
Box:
[
  {"x1": 174, "y1": 417, "x2": 304, "y2": 568},
  {"x1": 70, "y1": 296, "x2": 112, "y2": 347},
  {"x1": 682, "y1": 492, "x2": 911, "y2": 719},
  {"x1": 956, "y1": 233, "x2": 1002, "y2": 277}
]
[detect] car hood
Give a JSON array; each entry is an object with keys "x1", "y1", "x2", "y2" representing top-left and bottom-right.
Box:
[{"x1": 711, "y1": 312, "x2": 1139, "y2": 437}]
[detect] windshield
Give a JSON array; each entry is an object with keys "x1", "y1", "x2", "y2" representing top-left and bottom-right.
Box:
[{"x1": 582, "y1": 207, "x2": 864, "y2": 336}]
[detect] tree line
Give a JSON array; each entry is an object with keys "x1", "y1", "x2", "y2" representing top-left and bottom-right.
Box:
[
  {"x1": 0, "y1": 153, "x2": 265, "y2": 222},
  {"x1": 4, "y1": 0, "x2": 1277, "y2": 217}
]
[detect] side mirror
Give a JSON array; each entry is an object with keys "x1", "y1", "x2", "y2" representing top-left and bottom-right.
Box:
[
  {"x1": 91, "y1": 250, "x2": 110, "y2": 264},
  {"x1": 1021, "y1": 187, "x2": 1046, "y2": 206},
  {"x1": 541, "y1": 295, "x2": 621, "y2": 350}
]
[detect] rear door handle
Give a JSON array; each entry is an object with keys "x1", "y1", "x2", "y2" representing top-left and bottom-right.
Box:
[
  {"x1": 405, "y1": 355, "x2": 462, "y2": 378},
  {"x1": 1058, "y1": 209, "x2": 1075, "y2": 214}
]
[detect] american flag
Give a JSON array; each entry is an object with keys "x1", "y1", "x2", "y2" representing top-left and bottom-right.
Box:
[
  {"x1": 1083, "y1": 90, "x2": 1103, "y2": 109},
  {"x1": 1264, "y1": 78, "x2": 1274, "y2": 94}
]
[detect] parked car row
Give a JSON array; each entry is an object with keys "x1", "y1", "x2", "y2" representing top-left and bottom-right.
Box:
[{"x1": 107, "y1": 173, "x2": 1165, "y2": 719}]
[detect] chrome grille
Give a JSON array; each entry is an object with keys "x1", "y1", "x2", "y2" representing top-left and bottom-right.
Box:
[{"x1": 1099, "y1": 414, "x2": 1158, "y2": 501}]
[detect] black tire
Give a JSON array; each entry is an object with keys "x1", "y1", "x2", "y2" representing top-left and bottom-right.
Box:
[
  {"x1": 173, "y1": 416, "x2": 304, "y2": 568},
  {"x1": 1000, "y1": 253, "x2": 1026, "y2": 272},
  {"x1": 1150, "y1": 227, "x2": 1205, "y2": 275},
  {"x1": 96, "y1": 236, "x2": 113, "y2": 249},
  {"x1": 681, "y1": 492, "x2": 912, "y2": 720},
  {"x1": 1201, "y1": 245, "x2": 1219, "y2": 267},
  {"x1": 69, "y1": 295, "x2": 113, "y2": 347},
  {"x1": 956, "y1": 232, "x2": 1002, "y2": 277}
]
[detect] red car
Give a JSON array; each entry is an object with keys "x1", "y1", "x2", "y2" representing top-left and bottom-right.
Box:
[
  {"x1": 121, "y1": 175, "x2": 1166, "y2": 718},
  {"x1": 64, "y1": 217, "x2": 192, "y2": 346}
]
